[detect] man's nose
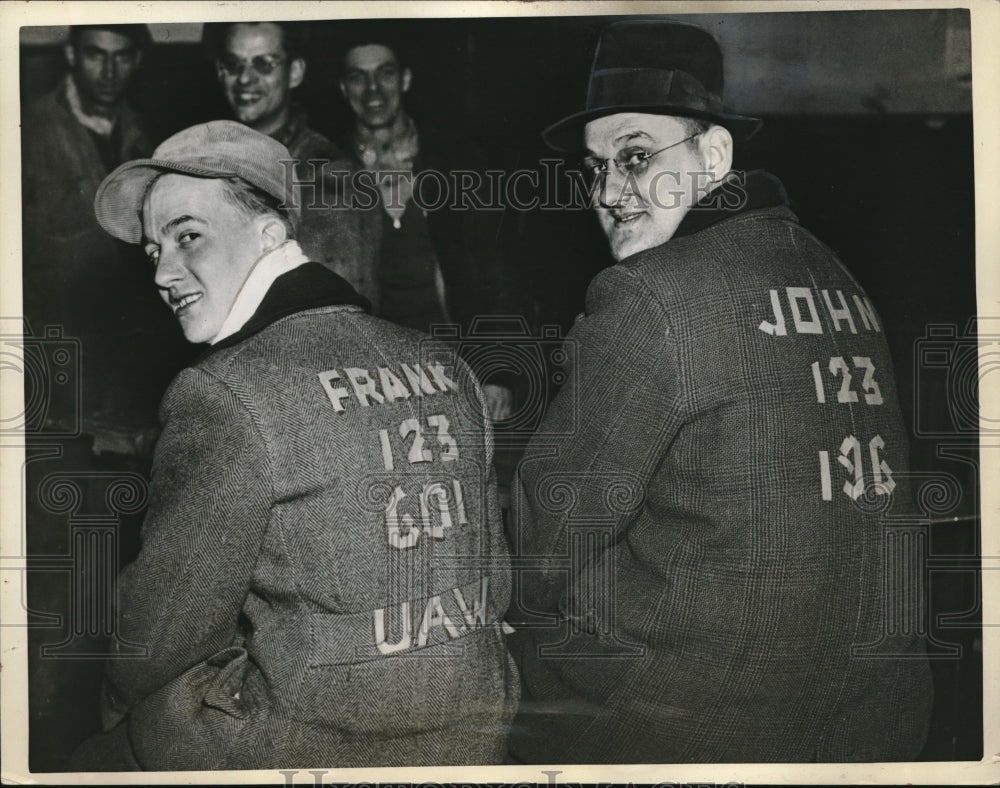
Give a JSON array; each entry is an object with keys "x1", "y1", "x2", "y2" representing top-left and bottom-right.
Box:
[
  {"x1": 153, "y1": 253, "x2": 184, "y2": 290},
  {"x1": 598, "y1": 167, "x2": 630, "y2": 208},
  {"x1": 236, "y1": 64, "x2": 256, "y2": 85},
  {"x1": 101, "y1": 55, "x2": 115, "y2": 81}
]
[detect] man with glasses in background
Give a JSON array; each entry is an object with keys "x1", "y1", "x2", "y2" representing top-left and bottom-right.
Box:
[
  {"x1": 507, "y1": 20, "x2": 933, "y2": 763},
  {"x1": 204, "y1": 21, "x2": 373, "y2": 292}
]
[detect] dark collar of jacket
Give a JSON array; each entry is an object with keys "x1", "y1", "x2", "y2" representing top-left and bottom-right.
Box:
[
  {"x1": 672, "y1": 169, "x2": 792, "y2": 239},
  {"x1": 195, "y1": 262, "x2": 370, "y2": 361}
]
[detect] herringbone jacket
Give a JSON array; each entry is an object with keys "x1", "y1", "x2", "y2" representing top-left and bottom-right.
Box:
[
  {"x1": 508, "y1": 172, "x2": 933, "y2": 763},
  {"x1": 73, "y1": 264, "x2": 518, "y2": 770}
]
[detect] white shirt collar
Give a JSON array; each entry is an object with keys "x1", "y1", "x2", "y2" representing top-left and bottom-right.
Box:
[{"x1": 211, "y1": 240, "x2": 311, "y2": 345}]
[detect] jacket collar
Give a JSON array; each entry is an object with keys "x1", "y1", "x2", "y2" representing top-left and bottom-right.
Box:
[
  {"x1": 196, "y1": 262, "x2": 370, "y2": 361},
  {"x1": 64, "y1": 74, "x2": 115, "y2": 136},
  {"x1": 673, "y1": 169, "x2": 791, "y2": 239},
  {"x1": 54, "y1": 77, "x2": 145, "y2": 159},
  {"x1": 210, "y1": 240, "x2": 312, "y2": 345}
]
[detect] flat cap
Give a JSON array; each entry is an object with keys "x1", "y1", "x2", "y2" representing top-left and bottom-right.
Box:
[{"x1": 95, "y1": 120, "x2": 301, "y2": 244}]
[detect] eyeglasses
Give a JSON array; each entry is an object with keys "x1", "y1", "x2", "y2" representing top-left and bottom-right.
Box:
[
  {"x1": 217, "y1": 54, "x2": 286, "y2": 77},
  {"x1": 581, "y1": 133, "x2": 701, "y2": 185}
]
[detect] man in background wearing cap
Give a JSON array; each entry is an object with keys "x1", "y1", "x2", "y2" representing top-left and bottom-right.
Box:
[
  {"x1": 71, "y1": 120, "x2": 517, "y2": 770},
  {"x1": 204, "y1": 21, "x2": 375, "y2": 294},
  {"x1": 507, "y1": 21, "x2": 932, "y2": 762},
  {"x1": 21, "y1": 24, "x2": 191, "y2": 771}
]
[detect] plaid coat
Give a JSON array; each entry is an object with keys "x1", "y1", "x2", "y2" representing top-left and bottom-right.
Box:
[
  {"x1": 508, "y1": 172, "x2": 933, "y2": 763},
  {"x1": 73, "y1": 264, "x2": 518, "y2": 770}
]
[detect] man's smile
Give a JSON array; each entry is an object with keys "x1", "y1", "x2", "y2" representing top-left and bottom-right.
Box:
[
  {"x1": 610, "y1": 210, "x2": 645, "y2": 225},
  {"x1": 602, "y1": 206, "x2": 648, "y2": 230},
  {"x1": 169, "y1": 292, "x2": 204, "y2": 314}
]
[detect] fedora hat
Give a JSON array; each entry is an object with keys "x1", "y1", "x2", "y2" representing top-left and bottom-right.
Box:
[{"x1": 543, "y1": 20, "x2": 762, "y2": 152}]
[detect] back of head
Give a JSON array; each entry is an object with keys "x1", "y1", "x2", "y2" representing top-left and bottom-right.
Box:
[{"x1": 215, "y1": 176, "x2": 296, "y2": 239}]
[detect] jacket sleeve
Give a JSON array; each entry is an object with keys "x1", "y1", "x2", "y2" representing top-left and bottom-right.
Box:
[
  {"x1": 510, "y1": 264, "x2": 687, "y2": 618},
  {"x1": 104, "y1": 366, "x2": 273, "y2": 713}
]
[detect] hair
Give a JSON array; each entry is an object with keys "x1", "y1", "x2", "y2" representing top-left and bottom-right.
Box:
[
  {"x1": 69, "y1": 24, "x2": 152, "y2": 52},
  {"x1": 140, "y1": 174, "x2": 296, "y2": 240},
  {"x1": 219, "y1": 177, "x2": 296, "y2": 238},
  {"x1": 201, "y1": 21, "x2": 309, "y2": 62},
  {"x1": 336, "y1": 22, "x2": 409, "y2": 75}
]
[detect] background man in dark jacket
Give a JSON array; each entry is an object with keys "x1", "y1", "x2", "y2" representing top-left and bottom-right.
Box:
[
  {"x1": 71, "y1": 121, "x2": 518, "y2": 770},
  {"x1": 507, "y1": 20, "x2": 933, "y2": 763},
  {"x1": 336, "y1": 32, "x2": 520, "y2": 423},
  {"x1": 21, "y1": 23, "x2": 187, "y2": 447}
]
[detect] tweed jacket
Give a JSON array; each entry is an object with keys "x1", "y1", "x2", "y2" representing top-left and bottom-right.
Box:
[
  {"x1": 273, "y1": 109, "x2": 379, "y2": 300},
  {"x1": 73, "y1": 264, "x2": 518, "y2": 770},
  {"x1": 507, "y1": 172, "x2": 933, "y2": 763}
]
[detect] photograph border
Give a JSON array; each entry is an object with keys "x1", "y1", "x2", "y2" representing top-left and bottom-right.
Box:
[{"x1": 1, "y1": 0, "x2": 996, "y2": 784}]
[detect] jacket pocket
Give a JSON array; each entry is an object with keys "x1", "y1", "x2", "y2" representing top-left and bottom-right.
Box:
[{"x1": 128, "y1": 645, "x2": 268, "y2": 770}]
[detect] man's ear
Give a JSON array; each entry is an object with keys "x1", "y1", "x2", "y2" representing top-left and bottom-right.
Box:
[
  {"x1": 289, "y1": 58, "x2": 306, "y2": 91},
  {"x1": 401, "y1": 67, "x2": 412, "y2": 94},
  {"x1": 700, "y1": 124, "x2": 734, "y2": 184},
  {"x1": 64, "y1": 44, "x2": 77, "y2": 69},
  {"x1": 258, "y1": 215, "x2": 289, "y2": 252}
]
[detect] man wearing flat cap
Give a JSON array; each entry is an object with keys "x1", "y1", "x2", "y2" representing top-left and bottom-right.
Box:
[
  {"x1": 507, "y1": 20, "x2": 932, "y2": 763},
  {"x1": 71, "y1": 121, "x2": 518, "y2": 770}
]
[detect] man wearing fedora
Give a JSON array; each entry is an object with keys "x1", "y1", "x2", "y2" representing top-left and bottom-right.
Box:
[
  {"x1": 507, "y1": 20, "x2": 932, "y2": 763},
  {"x1": 70, "y1": 121, "x2": 518, "y2": 770}
]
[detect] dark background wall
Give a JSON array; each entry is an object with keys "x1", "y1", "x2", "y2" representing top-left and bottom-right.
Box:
[{"x1": 19, "y1": 10, "x2": 981, "y2": 763}]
